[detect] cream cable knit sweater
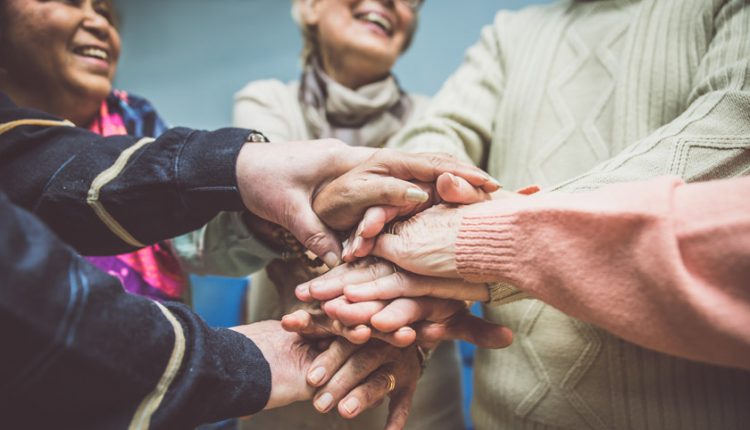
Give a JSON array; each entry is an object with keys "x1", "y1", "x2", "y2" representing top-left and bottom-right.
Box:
[{"x1": 389, "y1": 0, "x2": 750, "y2": 429}]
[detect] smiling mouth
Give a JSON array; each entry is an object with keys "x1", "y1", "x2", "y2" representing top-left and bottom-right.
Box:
[
  {"x1": 73, "y1": 46, "x2": 110, "y2": 62},
  {"x1": 354, "y1": 11, "x2": 394, "y2": 36}
]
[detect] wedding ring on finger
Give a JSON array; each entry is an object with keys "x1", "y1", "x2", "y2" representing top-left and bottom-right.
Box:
[{"x1": 385, "y1": 373, "x2": 397, "y2": 393}]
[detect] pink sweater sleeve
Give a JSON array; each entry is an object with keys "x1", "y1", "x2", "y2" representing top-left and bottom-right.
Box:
[{"x1": 456, "y1": 176, "x2": 750, "y2": 370}]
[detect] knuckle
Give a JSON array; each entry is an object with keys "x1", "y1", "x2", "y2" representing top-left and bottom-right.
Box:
[
  {"x1": 392, "y1": 272, "x2": 409, "y2": 295},
  {"x1": 302, "y1": 231, "x2": 329, "y2": 251}
]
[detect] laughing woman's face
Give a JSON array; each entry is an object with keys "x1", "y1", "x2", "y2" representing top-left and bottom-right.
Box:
[
  {"x1": 304, "y1": 0, "x2": 418, "y2": 87},
  {"x1": 0, "y1": 0, "x2": 121, "y2": 121}
]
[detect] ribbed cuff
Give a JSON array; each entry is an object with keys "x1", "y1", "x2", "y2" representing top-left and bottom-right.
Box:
[
  {"x1": 457, "y1": 212, "x2": 527, "y2": 304},
  {"x1": 457, "y1": 212, "x2": 518, "y2": 282}
]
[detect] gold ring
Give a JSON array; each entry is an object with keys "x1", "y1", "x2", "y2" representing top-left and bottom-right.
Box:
[{"x1": 385, "y1": 373, "x2": 397, "y2": 393}]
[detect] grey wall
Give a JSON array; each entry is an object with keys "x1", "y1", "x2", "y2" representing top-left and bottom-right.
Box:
[{"x1": 114, "y1": 0, "x2": 552, "y2": 129}]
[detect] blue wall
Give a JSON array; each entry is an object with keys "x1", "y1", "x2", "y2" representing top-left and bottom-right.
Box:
[{"x1": 113, "y1": 0, "x2": 552, "y2": 130}]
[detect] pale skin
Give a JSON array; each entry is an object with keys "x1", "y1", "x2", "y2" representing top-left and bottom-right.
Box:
[{"x1": 301, "y1": 0, "x2": 418, "y2": 89}]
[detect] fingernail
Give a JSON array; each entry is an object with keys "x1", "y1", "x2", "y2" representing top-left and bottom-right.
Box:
[
  {"x1": 489, "y1": 176, "x2": 502, "y2": 188},
  {"x1": 315, "y1": 392, "x2": 333, "y2": 412},
  {"x1": 351, "y1": 236, "x2": 362, "y2": 254},
  {"x1": 296, "y1": 284, "x2": 309, "y2": 297},
  {"x1": 341, "y1": 239, "x2": 352, "y2": 260},
  {"x1": 322, "y1": 252, "x2": 341, "y2": 268},
  {"x1": 308, "y1": 367, "x2": 326, "y2": 385},
  {"x1": 405, "y1": 188, "x2": 429, "y2": 203},
  {"x1": 356, "y1": 222, "x2": 366, "y2": 237},
  {"x1": 447, "y1": 172, "x2": 459, "y2": 187},
  {"x1": 342, "y1": 397, "x2": 360, "y2": 415}
]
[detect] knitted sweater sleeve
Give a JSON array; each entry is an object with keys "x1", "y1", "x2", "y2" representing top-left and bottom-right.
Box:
[
  {"x1": 456, "y1": 175, "x2": 750, "y2": 371},
  {"x1": 552, "y1": 0, "x2": 750, "y2": 193},
  {"x1": 386, "y1": 12, "x2": 508, "y2": 166}
]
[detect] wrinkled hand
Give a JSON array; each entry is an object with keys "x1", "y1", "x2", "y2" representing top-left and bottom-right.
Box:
[
  {"x1": 312, "y1": 152, "x2": 499, "y2": 232},
  {"x1": 279, "y1": 309, "x2": 420, "y2": 429},
  {"x1": 296, "y1": 257, "x2": 489, "y2": 303},
  {"x1": 339, "y1": 172, "x2": 502, "y2": 262},
  {"x1": 343, "y1": 187, "x2": 520, "y2": 276},
  {"x1": 281, "y1": 305, "x2": 417, "y2": 348},
  {"x1": 230, "y1": 320, "x2": 319, "y2": 410},
  {"x1": 292, "y1": 261, "x2": 513, "y2": 349},
  {"x1": 237, "y1": 141, "x2": 498, "y2": 268},
  {"x1": 321, "y1": 294, "x2": 512, "y2": 350},
  {"x1": 307, "y1": 339, "x2": 420, "y2": 430},
  {"x1": 353, "y1": 204, "x2": 466, "y2": 278}
]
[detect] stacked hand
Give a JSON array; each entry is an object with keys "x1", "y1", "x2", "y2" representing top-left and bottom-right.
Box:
[
  {"x1": 235, "y1": 139, "x2": 499, "y2": 267},
  {"x1": 236, "y1": 140, "x2": 515, "y2": 428},
  {"x1": 281, "y1": 185, "x2": 518, "y2": 428}
]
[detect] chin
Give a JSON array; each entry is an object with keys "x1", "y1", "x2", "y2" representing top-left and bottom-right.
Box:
[{"x1": 73, "y1": 79, "x2": 113, "y2": 104}]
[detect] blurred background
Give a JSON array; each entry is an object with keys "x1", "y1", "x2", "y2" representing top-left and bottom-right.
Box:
[
  {"x1": 111, "y1": 1, "x2": 552, "y2": 428},
  {"x1": 113, "y1": 0, "x2": 551, "y2": 129}
]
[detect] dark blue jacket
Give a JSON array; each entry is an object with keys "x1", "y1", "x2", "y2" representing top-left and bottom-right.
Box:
[{"x1": 0, "y1": 92, "x2": 271, "y2": 429}]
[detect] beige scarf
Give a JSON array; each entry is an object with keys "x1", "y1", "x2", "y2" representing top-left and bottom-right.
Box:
[{"x1": 299, "y1": 60, "x2": 414, "y2": 147}]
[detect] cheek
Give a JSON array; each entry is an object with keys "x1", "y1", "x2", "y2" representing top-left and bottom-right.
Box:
[
  {"x1": 10, "y1": 10, "x2": 73, "y2": 57},
  {"x1": 110, "y1": 31, "x2": 122, "y2": 60}
]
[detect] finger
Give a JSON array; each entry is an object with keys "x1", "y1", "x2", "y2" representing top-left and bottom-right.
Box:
[
  {"x1": 280, "y1": 309, "x2": 313, "y2": 333},
  {"x1": 437, "y1": 172, "x2": 491, "y2": 204},
  {"x1": 517, "y1": 185, "x2": 540, "y2": 195},
  {"x1": 370, "y1": 298, "x2": 465, "y2": 333},
  {"x1": 284, "y1": 304, "x2": 373, "y2": 344},
  {"x1": 357, "y1": 206, "x2": 402, "y2": 239},
  {"x1": 281, "y1": 309, "x2": 338, "y2": 339},
  {"x1": 415, "y1": 313, "x2": 514, "y2": 349},
  {"x1": 307, "y1": 338, "x2": 360, "y2": 387},
  {"x1": 337, "y1": 365, "x2": 398, "y2": 420},
  {"x1": 369, "y1": 234, "x2": 402, "y2": 268},
  {"x1": 384, "y1": 387, "x2": 415, "y2": 430},
  {"x1": 383, "y1": 151, "x2": 499, "y2": 192},
  {"x1": 305, "y1": 261, "x2": 396, "y2": 301},
  {"x1": 344, "y1": 272, "x2": 490, "y2": 303},
  {"x1": 320, "y1": 295, "x2": 351, "y2": 320},
  {"x1": 331, "y1": 299, "x2": 389, "y2": 327},
  {"x1": 349, "y1": 236, "x2": 376, "y2": 260},
  {"x1": 312, "y1": 342, "x2": 393, "y2": 413},
  {"x1": 288, "y1": 194, "x2": 342, "y2": 268},
  {"x1": 369, "y1": 326, "x2": 417, "y2": 348},
  {"x1": 340, "y1": 324, "x2": 373, "y2": 345},
  {"x1": 313, "y1": 177, "x2": 430, "y2": 231}
]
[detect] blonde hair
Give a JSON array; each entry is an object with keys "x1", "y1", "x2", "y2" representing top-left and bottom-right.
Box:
[{"x1": 291, "y1": 0, "x2": 419, "y2": 66}]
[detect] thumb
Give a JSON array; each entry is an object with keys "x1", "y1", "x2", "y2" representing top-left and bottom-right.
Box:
[
  {"x1": 437, "y1": 172, "x2": 491, "y2": 204},
  {"x1": 370, "y1": 233, "x2": 402, "y2": 264},
  {"x1": 286, "y1": 194, "x2": 343, "y2": 268}
]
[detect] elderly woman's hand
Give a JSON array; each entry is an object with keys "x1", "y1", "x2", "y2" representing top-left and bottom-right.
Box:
[
  {"x1": 296, "y1": 257, "x2": 490, "y2": 303},
  {"x1": 342, "y1": 187, "x2": 520, "y2": 274},
  {"x1": 238, "y1": 141, "x2": 498, "y2": 268},
  {"x1": 322, "y1": 295, "x2": 513, "y2": 350},
  {"x1": 281, "y1": 305, "x2": 417, "y2": 348},
  {"x1": 311, "y1": 150, "x2": 499, "y2": 232}
]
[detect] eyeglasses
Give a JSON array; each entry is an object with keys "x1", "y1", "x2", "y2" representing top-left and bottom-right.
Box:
[{"x1": 398, "y1": 0, "x2": 424, "y2": 12}]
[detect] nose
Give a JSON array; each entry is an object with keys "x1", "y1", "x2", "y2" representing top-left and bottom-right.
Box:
[{"x1": 81, "y1": 5, "x2": 111, "y2": 41}]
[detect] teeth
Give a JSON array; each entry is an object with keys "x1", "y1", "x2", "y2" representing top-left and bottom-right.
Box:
[
  {"x1": 78, "y1": 47, "x2": 108, "y2": 61},
  {"x1": 357, "y1": 12, "x2": 393, "y2": 34}
]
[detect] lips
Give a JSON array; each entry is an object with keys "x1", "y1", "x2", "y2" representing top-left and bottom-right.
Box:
[{"x1": 354, "y1": 10, "x2": 394, "y2": 36}]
